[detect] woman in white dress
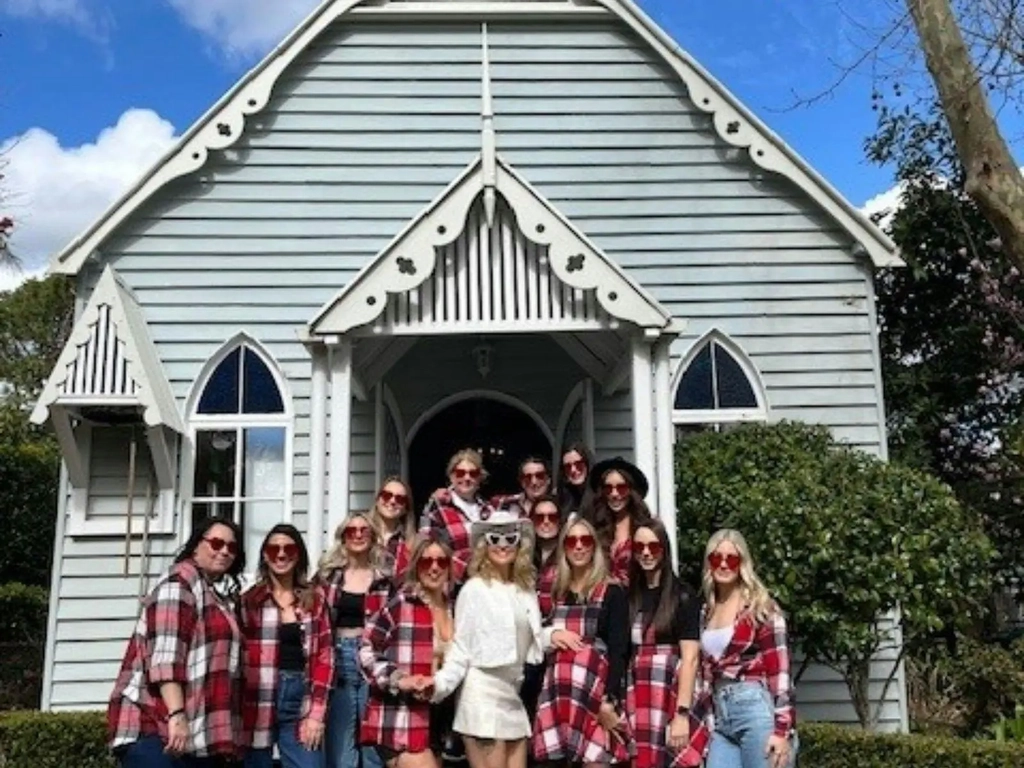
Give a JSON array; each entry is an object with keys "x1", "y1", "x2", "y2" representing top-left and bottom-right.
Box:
[{"x1": 425, "y1": 509, "x2": 566, "y2": 768}]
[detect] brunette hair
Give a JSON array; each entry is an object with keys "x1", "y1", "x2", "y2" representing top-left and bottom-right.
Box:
[
  {"x1": 176, "y1": 516, "x2": 246, "y2": 595},
  {"x1": 255, "y1": 523, "x2": 316, "y2": 611},
  {"x1": 552, "y1": 517, "x2": 609, "y2": 602},
  {"x1": 368, "y1": 476, "x2": 417, "y2": 550},
  {"x1": 583, "y1": 465, "x2": 653, "y2": 550},
  {"x1": 557, "y1": 442, "x2": 595, "y2": 513},
  {"x1": 628, "y1": 520, "x2": 687, "y2": 641},
  {"x1": 529, "y1": 495, "x2": 566, "y2": 572},
  {"x1": 318, "y1": 511, "x2": 386, "y2": 577}
]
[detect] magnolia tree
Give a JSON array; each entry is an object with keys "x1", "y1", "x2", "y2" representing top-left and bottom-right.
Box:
[{"x1": 674, "y1": 421, "x2": 994, "y2": 728}]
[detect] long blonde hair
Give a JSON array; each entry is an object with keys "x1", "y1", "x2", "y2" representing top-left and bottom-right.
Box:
[
  {"x1": 701, "y1": 529, "x2": 777, "y2": 624},
  {"x1": 553, "y1": 518, "x2": 609, "y2": 602},
  {"x1": 468, "y1": 533, "x2": 536, "y2": 591},
  {"x1": 318, "y1": 511, "x2": 385, "y2": 578},
  {"x1": 369, "y1": 476, "x2": 417, "y2": 547}
]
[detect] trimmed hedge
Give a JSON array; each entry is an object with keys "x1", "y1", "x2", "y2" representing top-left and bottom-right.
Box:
[
  {"x1": 3, "y1": 713, "x2": 1024, "y2": 767},
  {"x1": 0, "y1": 583, "x2": 47, "y2": 643},
  {"x1": 0, "y1": 584, "x2": 47, "y2": 711},
  {"x1": 800, "y1": 723, "x2": 1024, "y2": 767},
  {"x1": 0, "y1": 710, "x2": 114, "y2": 768}
]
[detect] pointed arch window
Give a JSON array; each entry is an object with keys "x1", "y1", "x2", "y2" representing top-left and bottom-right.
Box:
[
  {"x1": 189, "y1": 340, "x2": 291, "y2": 565},
  {"x1": 673, "y1": 333, "x2": 767, "y2": 436}
]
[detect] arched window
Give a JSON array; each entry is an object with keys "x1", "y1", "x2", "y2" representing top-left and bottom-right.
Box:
[
  {"x1": 188, "y1": 339, "x2": 291, "y2": 564},
  {"x1": 672, "y1": 331, "x2": 767, "y2": 437}
]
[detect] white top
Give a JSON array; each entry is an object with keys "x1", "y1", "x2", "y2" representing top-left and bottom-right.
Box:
[
  {"x1": 451, "y1": 491, "x2": 482, "y2": 522},
  {"x1": 432, "y1": 577, "x2": 552, "y2": 701},
  {"x1": 701, "y1": 625, "x2": 734, "y2": 659}
]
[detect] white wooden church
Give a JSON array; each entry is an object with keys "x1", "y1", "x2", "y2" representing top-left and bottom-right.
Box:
[{"x1": 30, "y1": 0, "x2": 906, "y2": 729}]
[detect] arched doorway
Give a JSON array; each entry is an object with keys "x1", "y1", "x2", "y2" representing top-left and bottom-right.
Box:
[{"x1": 408, "y1": 396, "x2": 552, "y2": 508}]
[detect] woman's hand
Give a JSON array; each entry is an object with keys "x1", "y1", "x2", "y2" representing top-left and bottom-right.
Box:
[
  {"x1": 597, "y1": 701, "x2": 625, "y2": 743},
  {"x1": 550, "y1": 629, "x2": 584, "y2": 651},
  {"x1": 397, "y1": 673, "x2": 432, "y2": 693},
  {"x1": 667, "y1": 713, "x2": 690, "y2": 750},
  {"x1": 765, "y1": 734, "x2": 791, "y2": 768},
  {"x1": 164, "y1": 712, "x2": 189, "y2": 756},
  {"x1": 299, "y1": 719, "x2": 325, "y2": 751}
]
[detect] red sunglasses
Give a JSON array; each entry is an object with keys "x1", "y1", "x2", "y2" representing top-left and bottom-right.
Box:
[
  {"x1": 264, "y1": 542, "x2": 298, "y2": 560},
  {"x1": 602, "y1": 482, "x2": 630, "y2": 497},
  {"x1": 204, "y1": 536, "x2": 238, "y2": 556},
  {"x1": 378, "y1": 489, "x2": 409, "y2": 507},
  {"x1": 632, "y1": 541, "x2": 664, "y2": 558},
  {"x1": 565, "y1": 534, "x2": 595, "y2": 550},
  {"x1": 531, "y1": 510, "x2": 559, "y2": 525},
  {"x1": 520, "y1": 470, "x2": 548, "y2": 483},
  {"x1": 562, "y1": 459, "x2": 587, "y2": 475},
  {"x1": 453, "y1": 467, "x2": 481, "y2": 480},
  {"x1": 417, "y1": 555, "x2": 451, "y2": 573},
  {"x1": 343, "y1": 526, "x2": 371, "y2": 542},
  {"x1": 708, "y1": 552, "x2": 742, "y2": 571}
]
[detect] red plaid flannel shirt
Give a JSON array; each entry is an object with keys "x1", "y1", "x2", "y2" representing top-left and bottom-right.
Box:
[
  {"x1": 358, "y1": 585, "x2": 438, "y2": 753},
  {"x1": 240, "y1": 582, "x2": 335, "y2": 749},
  {"x1": 318, "y1": 565, "x2": 395, "y2": 628},
  {"x1": 383, "y1": 531, "x2": 412, "y2": 583},
  {"x1": 107, "y1": 559, "x2": 243, "y2": 758},
  {"x1": 419, "y1": 491, "x2": 494, "y2": 582},
  {"x1": 680, "y1": 607, "x2": 795, "y2": 766}
]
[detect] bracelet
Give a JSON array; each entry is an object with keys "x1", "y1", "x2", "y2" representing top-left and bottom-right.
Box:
[{"x1": 166, "y1": 708, "x2": 185, "y2": 720}]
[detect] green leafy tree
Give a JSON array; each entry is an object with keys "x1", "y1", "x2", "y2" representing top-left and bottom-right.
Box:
[{"x1": 675, "y1": 421, "x2": 994, "y2": 728}]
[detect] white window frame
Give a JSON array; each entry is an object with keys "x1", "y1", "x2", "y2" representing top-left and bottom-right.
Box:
[
  {"x1": 181, "y1": 334, "x2": 294, "y2": 546},
  {"x1": 671, "y1": 329, "x2": 769, "y2": 428}
]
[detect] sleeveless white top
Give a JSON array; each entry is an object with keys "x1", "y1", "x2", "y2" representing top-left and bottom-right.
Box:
[{"x1": 701, "y1": 625, "x2": 734, "y2": 659}]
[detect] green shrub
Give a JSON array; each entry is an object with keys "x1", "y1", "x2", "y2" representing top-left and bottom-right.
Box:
[
  {"x1": 800, "y1": 722, "x2": 1024, "y2": 767},
  {"x1": 0, "y1": 710, "x2": 114, "y2": 768},
  {"x1": 0, "y1": 439, "x2": 60, "y2": 587},
  {"x1": 0, "y1": 583, "x2": 47, "y2": 644},
  {"x1": 943, "y1": 636, "x2": 1024, "y2": 734}
]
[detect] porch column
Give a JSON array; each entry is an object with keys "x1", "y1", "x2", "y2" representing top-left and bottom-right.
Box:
[
  {"x1": 328, "y1": 340, "x2": 353, "y2": 540},
  {"x1": 653, "y1": 338, "x2": 678, "y2": 568},
  {"x1": 631, "y1": 335, "x2": 657, "y2": 501},
  {"x1": 307, "y1": 345, "x2": 328, "y2": 559}
]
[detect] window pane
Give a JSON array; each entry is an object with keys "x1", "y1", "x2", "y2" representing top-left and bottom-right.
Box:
[
  {"x1": 243, "y1": 427, "x2": 286, "y2": 498},
  {"x1": 194, "y1": 430, "x2": 238, "y2": 498},
  {"x1": 191, "y1": 500, "x2": 236, "y2": 530},
  {"x1": 240, "y1": 500, "x2": 286, "y2": 577},
  {"x1": 197, "y1": 348, "x2": 242, "y2": 414},
  {"x1": 713, "y1": 343, "x2": 758, "y2": 409},
  {"x1": 242, "y1": 348, "x2": 285, "y2": 414},
  {"x1": 674, "y1": 344, "x2": 714, "y2": 410}
]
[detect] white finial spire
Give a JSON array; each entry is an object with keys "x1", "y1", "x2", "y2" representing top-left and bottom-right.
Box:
[{"x1": 481, "y1": 22, "x2": 496, "y2": 227}]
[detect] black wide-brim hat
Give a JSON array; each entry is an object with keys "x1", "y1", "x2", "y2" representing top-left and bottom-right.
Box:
[{"x1": 589, "y1": 456, "x2": 649, "y2": 498}]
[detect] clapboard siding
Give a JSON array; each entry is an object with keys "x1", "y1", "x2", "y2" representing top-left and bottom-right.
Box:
[{"x1": 45, "y1": 16, "x2": 900, "y2": 727}]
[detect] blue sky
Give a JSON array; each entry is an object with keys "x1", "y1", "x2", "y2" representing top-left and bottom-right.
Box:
[{"x1": 1, "y1": 0, "x2": 1021, "y2": 280}]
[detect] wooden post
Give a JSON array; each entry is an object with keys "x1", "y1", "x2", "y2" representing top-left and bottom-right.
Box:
[
  {"x1": 328, "y1": 341, "x2": 353, "y2": 543},
  {"x1": 630, "y1": 335, "x2": 656, "y2": 500},
  {"x1": 654, "y1": 339, "x2": 678, "y2": 569},
  {"x1": 307, "y1": 346, "x2": 328, "y2": 560}
]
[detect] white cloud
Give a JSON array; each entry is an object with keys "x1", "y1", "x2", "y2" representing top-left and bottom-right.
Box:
[
  {"x1": 166, "y1": 0, "x2": 320, "y2": 58},
  {"x1": 861, "y1": 182, "x2": 905, "y2": 233},
  {"x1": 0, "y1": 0, "x2": 111, "y2": 38},
  {"x1": 0, "y1": 109, "x2": 178, "y2": 286}
]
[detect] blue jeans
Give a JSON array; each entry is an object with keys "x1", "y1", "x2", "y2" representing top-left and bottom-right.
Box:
[
  {"x1": 117, "y1": 734, "x2": 227, "y2": 767},
  {"x1": 705, "y1": 682, "x2": 798, "y2": 768},
  {"x1": 245, "y1": 670, "x2": 325, "y2": 768},
  {"x1": 327, "y1": 637, "x2": 381, "y2": 768}
]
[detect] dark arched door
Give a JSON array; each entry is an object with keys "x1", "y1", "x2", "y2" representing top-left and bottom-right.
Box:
[{"x1": 408, "y1": 397, "x2": 552, "y2": 511}]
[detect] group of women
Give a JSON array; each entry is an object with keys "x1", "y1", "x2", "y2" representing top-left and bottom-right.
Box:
[{"x1": 107, "y1": 443, "x2": 797, "y2": 768}]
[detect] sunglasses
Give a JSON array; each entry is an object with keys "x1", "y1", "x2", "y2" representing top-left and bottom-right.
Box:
[
  {"x1": 565, "y1": 534, "x2": 595, "y2": 551},
  {"x1": 708, "y1": 552, "x2": 742, "y2": 571},
  {"x1": 520, "y1": 470, "x2": 548, "y2": 483},
  {"x1": 417, "y1": 555, "x2": 451, "y2": 573},
  {"x1": 453, "y1": 467, "x2": 481, "y2": 480},
  {"x1": 264, "y1": 542, "x2": 298, "y2": 560},
  {"x1": 602, "y1": 482, "x2": 630, "y2": 497},
  {"x1": 378, "y1": 489, "x2": 408, "y2": 507},
  {"x1": 204, "y1": 536, "x2": 238, "y2": 556},
  {"x1": 484, "y1": 530, "x2": 521, "y2": 548},
  {"x1": 343, "y1": 526, "x2": 371, "y2": 542},
  {"x1": 562, "y1": 459, "x2": 587, "y2": 475},
  {"x1": 531, "y1": 510, "x2": 559, "y2": 525},
  {"x1": 632, "y1": 540, "x2": 664, "y2": 558}
]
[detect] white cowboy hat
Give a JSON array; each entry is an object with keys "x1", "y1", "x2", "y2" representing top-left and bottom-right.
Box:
[{"x1": 470, "y1": 507, "x2": 535, "y2": 553}]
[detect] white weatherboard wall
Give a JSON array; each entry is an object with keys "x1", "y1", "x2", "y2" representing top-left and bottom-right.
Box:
[{"x1": 45, "y1": 17, "x2": 899, "y2": 725}]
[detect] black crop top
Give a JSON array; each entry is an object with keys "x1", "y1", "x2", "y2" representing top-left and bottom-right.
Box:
[
  {"x1": 279, "y1": 622, "x2": 304, "y2": 671},
  {"x1": 334, "y1": 590, "x2": 366, "y2": 629}
]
